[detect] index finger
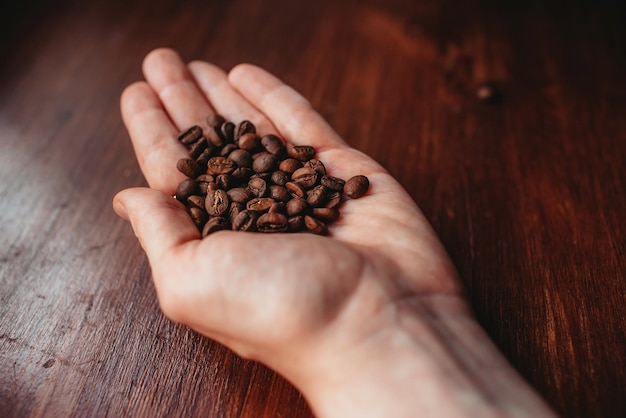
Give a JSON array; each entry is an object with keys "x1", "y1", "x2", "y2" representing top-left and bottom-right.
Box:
[{"x1": 120, "y1": 81, "x2": 188, "y2": 194}]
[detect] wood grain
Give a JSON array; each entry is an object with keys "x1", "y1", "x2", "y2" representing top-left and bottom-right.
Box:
[{"x1": 1, "y1": 0, "x2": 625, "y2": 417}]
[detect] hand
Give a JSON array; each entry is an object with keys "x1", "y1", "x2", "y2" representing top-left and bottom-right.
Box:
[{"x1": 113, "y1": 48, "x2": 554, "y2": 417}]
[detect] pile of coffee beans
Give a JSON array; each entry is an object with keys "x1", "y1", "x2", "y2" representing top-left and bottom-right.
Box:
[{"x1": 174, "y1": 115, "x2": 369, "y2": 237}]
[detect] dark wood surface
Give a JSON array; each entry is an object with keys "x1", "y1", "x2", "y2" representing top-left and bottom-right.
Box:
[{"x1": 1, "y1": 0, "x2": 625, "y2": 416}]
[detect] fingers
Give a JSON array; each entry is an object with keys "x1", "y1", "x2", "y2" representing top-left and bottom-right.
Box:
[
  {"x1": 123, "y1": 48, "x2": 380, "y2": 195},
  {"x1": 142, "y1": 48, "x2": 214, "y2": 132},
  {"x1": 228, "y1": 63, "x2": 348, "y2": 152},
  {"x1": 188, "y1": 61, "x2": 277, "y2": 136},
  {"x1": 120, "y1": 81, "x2": 188, "y2": 193},
  {"x1": 113, "y1": 187, "x2": 200, "y2": 262},
  {"x1": 190, "y1": 61, "x2": 375, "y2": 179}
]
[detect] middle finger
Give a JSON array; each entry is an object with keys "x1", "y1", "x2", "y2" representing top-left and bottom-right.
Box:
[
  {"x1": 188, "y1": 60, "x2": 277, "y2": 136},
  {"x1": 143, "y1": 48, "x2": 214, "y2": 131}
]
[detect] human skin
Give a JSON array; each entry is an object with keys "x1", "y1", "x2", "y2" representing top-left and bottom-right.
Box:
[{"x1": 113, "y1": 48, "x2": 556, "y2": 417}]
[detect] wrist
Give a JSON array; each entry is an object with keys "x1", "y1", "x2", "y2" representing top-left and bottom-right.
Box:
[{"x1": 291, "y1": 295, "x2": 555, "y2": 418}]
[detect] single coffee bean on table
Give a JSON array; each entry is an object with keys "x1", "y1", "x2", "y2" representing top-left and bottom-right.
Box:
[{"x1": 174, "y1": 116, "x2": 370, "y2": 236}]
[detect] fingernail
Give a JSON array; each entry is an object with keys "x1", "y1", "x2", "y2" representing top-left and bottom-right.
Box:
[{"x1": 112, "y1": 195, "x2": 129, "y2": 219}]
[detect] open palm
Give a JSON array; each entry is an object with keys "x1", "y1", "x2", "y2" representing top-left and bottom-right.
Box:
[{"x1": 114, "y1": 48, "x2": 464, "y2": 382}]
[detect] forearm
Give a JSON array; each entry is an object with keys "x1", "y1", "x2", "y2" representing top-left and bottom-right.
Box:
[{"x1": 293, "y1": 296, "x2": 556, "y2": 418}]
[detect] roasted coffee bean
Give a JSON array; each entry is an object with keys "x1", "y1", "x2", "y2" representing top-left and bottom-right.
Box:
[
  {"x1": 312, "y1": 207, "x2": 339, "y2": 222},
  {"x1": 232, "y1": 209, "x2": 258, "y2": 232},
  {"x1": 217, "y1": 174, "x2": 234, "y2": 190},
  {"x1": 268, "y1": 201, "x2": 286, "y2": 214},
  {"x1": 196, "y1": 148, "x2": 212, "y2": 167},
  {"x1": 307, "y1": 159, "x2": 326, "y2": 176},
  {"x1": 285, "y1": 181, "x2": 306, "y2": 198},
  {"x1": 279, "y1": 158, "x2": 303, "y2": 173},
  {"x1": 247, "y1": 197, "x2": 275, "y2": 212},
  {"x1": 178, "y1": 125, "x2": 203, "y2": 145},
  {"x1": 207, "y1": 127, "x2": 224, "y2": 147},
  {"x1": 292, "y1": 166, "x2": 318, "y2": 188},
  {"x1": 202, "y1": 217, "x2": 229, "y2": 237},
  {"x1": 247, "y1": 177, "x2": 267, "y2": 198},
  {"x1": 207, "y1": 114, "x2": 226, "y2": 128},
  {"x1": 250, "y1": 172, "x2": 271, "y2": 182},
  {"x1": 320, "y1": 175, "x2": 345, "y2": 191},
  {"x1": 287, "y1": 215, "x2": 304, "y2": 232},
  {"x1": 220, "y1": 143, "x2": 238, "y2": 157},
  {"x1": 187, "y1": 195, "x2": 206, "y2": 211},
  {"x1": 227, "y1": 187, "x2": 252, "y2": 203},
  {"x1": 229, "y1": 202, "x2": 244, "y2": 222},
  {"x1": 271, "y1": 170, "x2": 289, "y2": 186},
  {"x1": 261, "y1": 134, "x2": 285, "y2": 156},
  {"x1": 177, "y1": 158, "x2": 203, "y2": 178},
  {"x1": 237, "y1": 133, "x2": 260, "y2": 152},
  {"x1": 257, "y1": 212, "x2": 288, "y2": 233},
  {"x1": 189, "y1": 137, "x2": 209, "y2": 159},
  {"x1": 304, "y1": 215, "x2": 328, "y2": 235},
  {"x1": 286, "y1": 197, "x2": 308, "y2": 216},
  {"x1": 220, "y1": 121, "x2": 235, "y2": 143},
  {"x1": 207, "y1": 156, "x2": 236, "y2": 175},
  {"x1": 196, "y1": 174, "x2": 215, "y2": 195},
  {"x1": 231, "y1": 167, "x2": 252, "y2": 182},
  {"x1": 307, "y1": 185, "x2": 327, "y2": 207},
  {"x1": 287, "y1": 144, "x2": 316, "y2": 161},
  {"x1": 325, "y1": 191, "x2": 342, "y2": 208},
  {"x1": 189, "y1": 207, "x2": 208, "y2": 229},
  {"x1": 205, "y1": 189, "x2": 230, "y2": 217},
  {"x1": 269, "y1": 185, "x2": 291, "y2": 202},
  {"x1": 252, "y1": 153, "x2": 278, "y2": 173},
  {"x1": 175, "y1": 178, "x2": 198, "y2": 203},
  {"x1": 344, "y1": 175, "x2": 370, "y2": 198},
  {"x1": 235, "y1": 120, "x2": 256, "y2": 141},
  {"x1": 228, "y1": 149, "x2": 253, "y2": 168}
]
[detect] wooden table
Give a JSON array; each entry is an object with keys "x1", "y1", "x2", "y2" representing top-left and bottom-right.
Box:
[{"x1": 1, "y1": 0, "x2": 624, "y2": 416}]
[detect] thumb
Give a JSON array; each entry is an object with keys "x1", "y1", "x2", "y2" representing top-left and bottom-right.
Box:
[{"x1": 113, "y1": 187, "x2": 200, "y2": 260}]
